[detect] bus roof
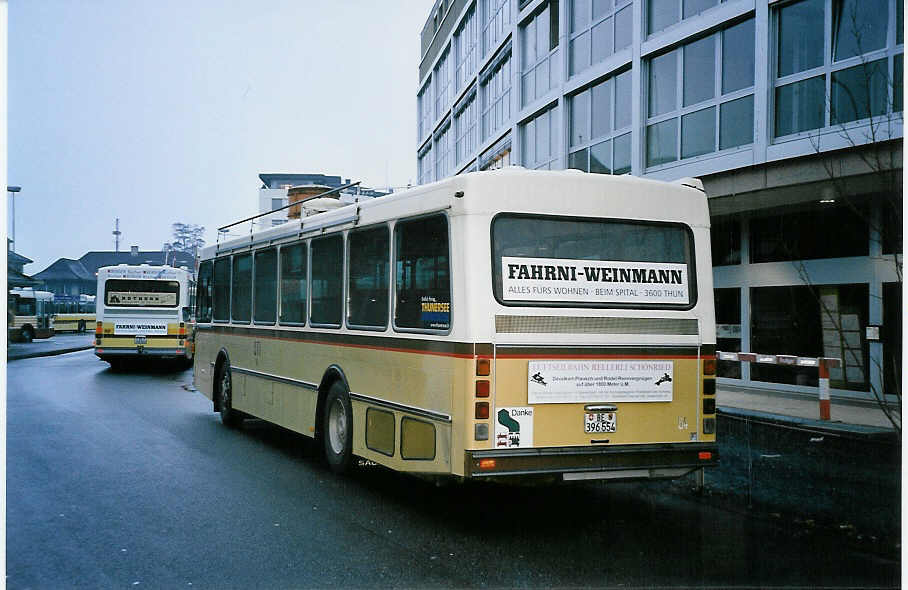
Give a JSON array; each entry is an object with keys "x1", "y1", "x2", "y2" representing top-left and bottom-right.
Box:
[
  {"x1": 201, "y1": 168, "x2": 708, "y2": 260},
  {"x1": 97, "y1": 264, "x2": 192, "y2": 280}
]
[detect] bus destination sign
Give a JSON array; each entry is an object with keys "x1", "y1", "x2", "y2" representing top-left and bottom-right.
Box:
[{"x1": 501, "y1": 256, "x2": 688, "y2": 305}]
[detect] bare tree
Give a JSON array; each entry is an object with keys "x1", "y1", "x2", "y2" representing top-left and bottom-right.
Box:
[{"x1": 164, "y1": 222, "x2": 206, "y2": 258}]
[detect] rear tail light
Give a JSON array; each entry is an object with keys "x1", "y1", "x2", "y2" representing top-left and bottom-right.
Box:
[
  {"x1": 179, "y1": 322, "x2": 186, "y2": 336},
  {"x1": 479, "y1": 458, "x2": 496, "y2": 470},
  {"x1": 95, "y1": 321, "x2": 103, "y2": 335},
  {"x1": 475, "y1": 402, "x2": 489, "y2": 420},
  {"x1": 475, "y1": 380, "x2": 490, "y2": 397},
  {"x1": 698, "y1": 451, "x2": 713, "y2": 461},
  {"x1": 476, "y1": 357, "x2": 491, "y2": 376},
  {"x1": 703, "y1": 358, "x2": 716, "y2": 375}
]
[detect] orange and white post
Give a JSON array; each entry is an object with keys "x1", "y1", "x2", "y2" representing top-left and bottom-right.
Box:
[{"x1": 818, "y1": 358, "x2": 831, "y2": 420}]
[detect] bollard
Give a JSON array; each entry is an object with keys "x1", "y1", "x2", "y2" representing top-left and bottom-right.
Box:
[{"x1": 818, "y1": 358, "x2": 831, "y2": 420}]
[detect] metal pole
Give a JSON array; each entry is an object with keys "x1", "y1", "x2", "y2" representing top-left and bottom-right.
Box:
[{"x1": 8, "y1": 186, "x2": 21, "y2": 252}]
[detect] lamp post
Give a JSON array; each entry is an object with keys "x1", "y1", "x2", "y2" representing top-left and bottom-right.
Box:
[{"x1": 7, "y1": 186, "x2": 21, "y2": 252}]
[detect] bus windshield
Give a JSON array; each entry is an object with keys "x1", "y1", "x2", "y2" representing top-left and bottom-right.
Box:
[
  {"x1": 492, "y1": 214, "x2": 695, "y2": 309},
  {"x1": 104, "y1": 279, "x2": 180, "y2": 308}
]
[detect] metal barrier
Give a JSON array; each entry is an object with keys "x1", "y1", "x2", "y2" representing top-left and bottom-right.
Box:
[{"x1": 715, "y1": 352, "x2": 843, "y2": 421}]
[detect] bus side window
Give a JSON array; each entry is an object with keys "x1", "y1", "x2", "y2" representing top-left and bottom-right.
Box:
[
  {"x1": 197, "y1": 261, "x2": 213, "y2": 323},
  {"x1": 348, "y1": 225, "x2": 389, "y2": 328},
  {"x1": 394, "y1": 214, "x2": 450, "y2": 331},
  {"x1": 212, "y1": 257, "x2": 231, "y2": 322}
]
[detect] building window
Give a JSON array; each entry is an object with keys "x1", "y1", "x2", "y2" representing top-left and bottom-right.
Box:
[
  {"x1": 714, "y1": 287, "x2": 741, "y2": 378},
  {"x1": 568, "y1": 69, "x2": 632, "y2": 174},
  {"x1": 648, "y1": 0, "x2": 722, "y2": 36},
  {"x1": 271, "y1": 198, "x2": 285, "y2": 211},
  {"x1": 521, "y1": 103, "x2": 560, "y2": 169},
  {"x1": 455, "y1": 5, "x2": 479, "y2": 92},
  {"x1": 455, "y1": 91, "x2": 479, "y2": 165},
  {"x1": 481, "y1": 51, "x2": 512, "y2": 141},
  {"x1": 435, "y1": 122, "x2": 455, "y2": 180},
  {"x1": 751, "y1": 284, "x2": 869, "y2": 391},
  {"x1": 434, "y1": 47, "x2": 453, "y2": 121},
  {"x1": 418, "y1": 144, "x2": 434, "y2": 185},
  {"x1": 749, "y1": 204, "x2": 868, "y2": 263},
  {"x1": 570, "y1": 0, "x2": 633, "y2": 77},
  {"x1": 645, "y1": 18, "x2": 756, "y2": 167},
  {"x1": 711, "y1": 216, "x2": 741, "y2": 265},
  {"x1": 480, "y1": 135, "x2": 512, "y2": 170},
  {"x1": 521, "y1": 1, "x2": 560, "y2": 106},
  {"x1": 482, "y1": 0, "x2": 511, "y2": 56},
  {"x1": 773, "y1": 0, "x2": 904, "y2": 138},
  {"x1": 418, "y1": 80, "x2": 433, "y2": 141}
]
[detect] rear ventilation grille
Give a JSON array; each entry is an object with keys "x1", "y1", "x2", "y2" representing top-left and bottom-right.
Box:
[{"x1": 495, "y1": 315, "x2": 699, "y2": 335}]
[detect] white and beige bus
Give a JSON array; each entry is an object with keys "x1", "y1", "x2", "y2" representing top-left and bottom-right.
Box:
[
  {"x1": 193, "y1": 168, "x2": 718, "y2": 481},
  {"x1": 8, "y1": 288, "x2": 55, "y2": 342},
  {"x1": 94, "y1": 264, "x2": 195, "y2": 369}
]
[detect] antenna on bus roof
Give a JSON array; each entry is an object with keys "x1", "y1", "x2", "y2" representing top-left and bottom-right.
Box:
[{"x1": 217, "y1": 181, "x2": 362, "y2": 243}]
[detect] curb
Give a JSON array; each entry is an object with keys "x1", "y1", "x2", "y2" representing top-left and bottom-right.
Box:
[
  {"x1": 7, "y1": 346, "x2": 94, "y2": 361},
  {"x1": 718, "y1": 405, "x2": 899, "y2": 444}
]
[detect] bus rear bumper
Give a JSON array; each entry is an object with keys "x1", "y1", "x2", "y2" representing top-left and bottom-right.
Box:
[
  {"x1": 95, "y1": 347, "x2": 187, "y2": 359},
  {"x1": 465, "y1": 442, "x2": 719, "y2": 480}
]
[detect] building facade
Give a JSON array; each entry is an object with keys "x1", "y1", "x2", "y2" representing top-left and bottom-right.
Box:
[{"x1": 417, "y1": 0, "x2": 903, "y2": 398}]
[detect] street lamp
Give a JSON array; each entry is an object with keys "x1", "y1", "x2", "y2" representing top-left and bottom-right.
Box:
[{"x1": 7, "y1": 186, "x2": 21, "y2": 252}]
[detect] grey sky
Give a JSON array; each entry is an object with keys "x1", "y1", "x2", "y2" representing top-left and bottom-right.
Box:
[{"x1": 10, "y1": 0, "x2": 432, "y2": 273}]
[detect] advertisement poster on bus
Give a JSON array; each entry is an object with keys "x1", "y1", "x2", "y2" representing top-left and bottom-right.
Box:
[
  {"x1": 527, "y1": 360, "x2": 674, "y2": 404},
  {"x1": 501, "y1": 256, "x2": 689, "y2": 305}
]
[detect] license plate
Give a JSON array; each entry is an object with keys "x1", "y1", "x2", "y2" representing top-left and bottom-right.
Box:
[
  {"x1": 134, "y1": 336, "x2": 147, "y2": 345},
  {"x1": 585, "y1": 412, "x2": 617, "y2": 433}
]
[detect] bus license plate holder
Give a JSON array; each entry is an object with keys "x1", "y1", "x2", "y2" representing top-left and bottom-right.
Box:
[
  {"x1": 134, "y1": 335, "x2": 147, "y2": 345},
  {"x1": 584, "y1": 412, "x2": 617, "y2": 434}
]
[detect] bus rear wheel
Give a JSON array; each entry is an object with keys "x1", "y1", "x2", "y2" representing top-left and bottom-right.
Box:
[
  {"x1": 217, "y1": 364, "x2": 242, "y2": 428},
  {"x1": 323, "y1": 381, "x2": 354, "y2": 474}
]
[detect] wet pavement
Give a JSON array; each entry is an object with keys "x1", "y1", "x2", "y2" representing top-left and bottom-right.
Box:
[{"x1": 6, "y1": 350, "x2": 901, "y2": 588}]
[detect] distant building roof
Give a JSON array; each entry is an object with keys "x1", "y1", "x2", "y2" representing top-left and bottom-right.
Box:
[
  {"x1": 7, "y1": 250, "x2": 33, "y2": 266},
  {"x1": 33, "y1": 258, "x2": 94, "y2": 282},
  {"x1": 259, "y1": 173, "x2": 344, "y2": 189},
  {"x1": 34, "y1": 250, "x2": 196, "y2": 282},
  {"x1": 7, "y1": 268, "x2": 40, "y2": 288}
]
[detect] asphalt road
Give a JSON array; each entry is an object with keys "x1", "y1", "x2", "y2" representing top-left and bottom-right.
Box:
[{"x1": 7, "y1": 351, "x2": 900, "y2": 588}]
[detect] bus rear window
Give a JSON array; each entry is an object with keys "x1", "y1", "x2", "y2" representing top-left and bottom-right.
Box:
[
  {"x1": 104, "y1": 279, "x2": 180, "y2": 308},
  {"x1": 492, "y1": 214, "x2": 695, "y2": 309}
]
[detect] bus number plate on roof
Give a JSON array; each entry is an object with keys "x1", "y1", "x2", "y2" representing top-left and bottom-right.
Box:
[{"x1": 584, "y1": 412, "x2": 616, "y2": 434}]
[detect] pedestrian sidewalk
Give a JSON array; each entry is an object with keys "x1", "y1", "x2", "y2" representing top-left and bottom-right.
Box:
[
  {"x1": 717, "y1": 382, "x2": 899, "y2": 432},
  {"x1": 7, "y1": 333, "x2": 94, "y2": 361}
]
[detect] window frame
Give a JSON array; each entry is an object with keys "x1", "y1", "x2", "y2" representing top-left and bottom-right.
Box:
[
  {"x1": 520, "y1": 1, "x2": 561, "y2": 107},
  {"x1": 569, "y1": 0, "x2": 633, "y2": 77},
  {"x1": 770, "y1": 0, "x2": 904, "y2": 140},
  {"x1": 212, "y1": 256, "x2": 232, "y2": 323},
  {"x1": 644, "y1": 17, "x2": 757, "y2": 169},
  {"x1": 346, "y1": 223, "x2": 392, "y2": 331},
  {"x1": 278, "y1": 240, "x2": 309, "y2": 327},
  {"x1": 489, "y1": 212, "x2": 699, "y2": 311},
  {"x1": 480, "y1": 48, "x2": 513, "y2": 141},
  {"x1": 309, "y1": 233, "x2": 345, "y2": 329},
  {"x1": 392, "y1": 212, "x2": 453, "y2": 335},
  {"x1": 230, "y1": 252, "x2": 253, "y2": 324},
  {"x1": 253, "y1": 247, "x2": 278, "y2": 326},
  {"x1": 454, "y1": 87, "x2": 479, "y2": 166},
  {"x1": 196, "y1": 259, "x2": 213, "y2": 323},
  {"x1": 568, "y1": 68, "x2": 634, "y2": 174}
]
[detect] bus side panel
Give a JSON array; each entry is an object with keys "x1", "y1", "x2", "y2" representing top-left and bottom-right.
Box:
[{"x1": 193, "y1": 329, "x2": 218, "y2": 402}]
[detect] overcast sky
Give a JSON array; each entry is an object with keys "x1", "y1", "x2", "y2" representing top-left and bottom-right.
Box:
[{"x1": 9, "y1": 0, "x2": 433, "y2": 273}]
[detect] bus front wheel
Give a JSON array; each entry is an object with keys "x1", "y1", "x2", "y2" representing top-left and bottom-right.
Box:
[
  {"x1": 217, "y1": 364, "x2": 242, "y2": 428},
  {"x1": 20, "y1": 326, "x2": 34, "y2": 343},
  {"x1": 323, "y1": 381, "x2": 354, "y2": 474}
]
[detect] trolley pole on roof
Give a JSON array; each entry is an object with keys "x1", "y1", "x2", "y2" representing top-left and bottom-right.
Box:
[{"x1": 113, "y1": 218, "x2": 122, "y2": 252}]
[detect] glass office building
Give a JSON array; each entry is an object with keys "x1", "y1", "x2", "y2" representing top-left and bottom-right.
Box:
[{"x1": 417, "y1": 0, "x2": 903, "y2": 398}]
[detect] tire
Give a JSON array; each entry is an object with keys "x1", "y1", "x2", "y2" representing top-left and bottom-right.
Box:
[
  {"x1": 217, "y1": 364, "x2": 243, "y2": 428},
  {"x1": 323, "y1": 381, "x2": 354, "y2": 474},
  {"x1": 21, "y1": 326, "x2": 34, "y2": 343},
  {"x1": 77, "y1": 320, "x2": 86, "y2": 333},
  {"x1": 107, "y1": 358, "x2": 124, "y2": 371}
]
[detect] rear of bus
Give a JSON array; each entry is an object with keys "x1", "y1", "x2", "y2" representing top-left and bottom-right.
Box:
[
  {"x1": 461, "y1": 171, "x2": 717, "y2": 481},
  {"x1": 94, "y1": 265, "x2": 193, "y2": 365}
]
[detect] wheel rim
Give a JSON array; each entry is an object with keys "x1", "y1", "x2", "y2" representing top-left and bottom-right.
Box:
[
  {"x1": 328, "y1": 398, "x2": 347, "y2": 455},
  {"x1": 220, "y1": 370, "x2": 231, "y2": 410}
]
